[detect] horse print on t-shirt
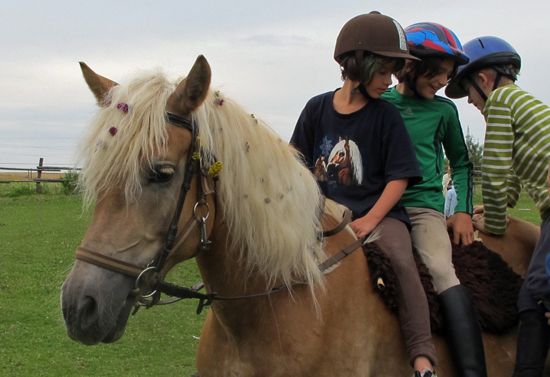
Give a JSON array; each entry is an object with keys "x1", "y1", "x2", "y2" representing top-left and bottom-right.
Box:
[{"x1": 314, "y1": 136, "x2": 363, "y2": 186}]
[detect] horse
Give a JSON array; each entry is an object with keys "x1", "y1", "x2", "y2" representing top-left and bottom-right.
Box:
[
  {"x1": 475, "y1": 215, "x2": 540, "y2": 279},
  {"x1": 326, "y1": 137, "x2": 362, "y2": 185},
  {"x1": 61, "y1": 56, "x2": 547, "y2": 376},
  {"x1": 313, "y1": 155, "x2": 328, "y2": 181}
]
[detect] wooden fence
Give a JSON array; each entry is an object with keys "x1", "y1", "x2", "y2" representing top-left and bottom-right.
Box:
[{"x1": 0, "y1": 158, "x2": 80, "y2": 193}]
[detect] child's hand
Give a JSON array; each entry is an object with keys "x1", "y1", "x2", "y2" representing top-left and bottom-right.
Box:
[
  {"x1": 472, "y1": 213, "x2": 509, "y2": 235},
  {"x1": 473, "y1": 205, "x2": 485, "y2": 214},
  {"x1": 349, "y1": 216, "x2": 378, "y2": 239},
  {"x1": 447, "y1": 212, "x2": 474, "y2": 245},
  {"x1": 472, "y1": 213, "x2": 489, "y2": 234}
]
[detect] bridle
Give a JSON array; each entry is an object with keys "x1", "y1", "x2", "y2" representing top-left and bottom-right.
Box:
[
  {"x1": 75, "y1": 111, "x2": 363, "y2": 315},
  {"x1": 76, "y1": 111, "x2": 218, "y2": 313}
]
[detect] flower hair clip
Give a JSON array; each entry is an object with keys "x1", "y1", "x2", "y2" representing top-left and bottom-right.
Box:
[
  {"x1": 214, "y1": 91, "x2": 224, "y2": 106},
  {"x1": 102, "y1": 101, "x2": 129, "y2": 114},
  {"x1": 208, "y1": 161, "x2": 223, "y2": 178},
  {"x1": 116, "y1": 102, "x2": 129, "y2": 113}
]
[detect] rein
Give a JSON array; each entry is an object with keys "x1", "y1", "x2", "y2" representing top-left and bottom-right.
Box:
[{"x1": 75, "y1": 111, "x2": 363, "y2": 315}]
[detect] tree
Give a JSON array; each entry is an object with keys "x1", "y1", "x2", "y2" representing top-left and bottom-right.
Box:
[
  {"x1": 465, "y1": 134, "x2": 484, "y2": 188},
  {"x1": 466, "y1": 134, "x2": 483, "y2": 169}
]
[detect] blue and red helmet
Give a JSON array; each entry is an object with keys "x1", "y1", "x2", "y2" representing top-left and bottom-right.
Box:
[
  {"x1": 446, "y1": 36, "x2": 521, "y2": 98},
  {"x1": 405, "y1": 22, "x2": 469, "y2": 66}
]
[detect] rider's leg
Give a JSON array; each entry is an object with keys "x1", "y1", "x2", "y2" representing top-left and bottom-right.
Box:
[
  {"x1": 406, "y1": 207, "x2": 487, "y2": 377},
  {"x1": 374, "y1": 217, "x2": 438, "y2": 371}
]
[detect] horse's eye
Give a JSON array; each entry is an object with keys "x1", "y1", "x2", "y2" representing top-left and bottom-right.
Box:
[
  {"x1": 339, "y1": 151, "x2": 345, "y2": 157},
  {"x1": 149, "y1": 166, "x2": 175, "y2": 184}
]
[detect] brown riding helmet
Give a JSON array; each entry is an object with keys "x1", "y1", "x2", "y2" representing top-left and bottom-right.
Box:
[{"x1": 334, "y1": 11, "x2": 420, "y2": 63}]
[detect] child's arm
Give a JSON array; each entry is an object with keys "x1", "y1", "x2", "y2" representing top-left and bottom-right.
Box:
[
  {"x1": 481, "y1": 99, "x2": 514, "y2": 235},
  {"x1": 443, "y1": 107, "x2": 474, "y2": 216},
  {"x1": 290, "y1": 99, "x2": 317, "y2": 169},
  {"x1": 349, "y1": 178, "x2": 408, "y2": 238},
  {"x1": 442, "y1": 105, "x2": 474, "y2": 243}
]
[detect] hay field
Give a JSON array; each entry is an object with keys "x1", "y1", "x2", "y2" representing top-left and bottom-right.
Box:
[{"x1": 0, "y1": 171, "x2": 65, "y2": 181}]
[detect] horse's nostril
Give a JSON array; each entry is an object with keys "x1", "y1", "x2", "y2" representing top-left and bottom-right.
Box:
[{"x1": 79, "y1": 296, "x2": 99, "y2": 329}]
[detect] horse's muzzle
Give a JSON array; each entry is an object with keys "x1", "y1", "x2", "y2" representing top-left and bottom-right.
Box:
[{"x1": 61, "y1": 260, "x2": 136, "y2": 345}]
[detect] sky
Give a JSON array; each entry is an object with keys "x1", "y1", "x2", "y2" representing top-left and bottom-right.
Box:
[{"x1": 1, "y1": 0, "x2": 549, "y2": 169}]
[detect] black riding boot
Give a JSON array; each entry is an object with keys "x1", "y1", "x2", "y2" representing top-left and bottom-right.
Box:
[
  {"x1": 513, "y1": 309, "x2": 550, "y2": 377},
  {"x1": 438, "y1": 285, "x2": 487, "y2": 377}
]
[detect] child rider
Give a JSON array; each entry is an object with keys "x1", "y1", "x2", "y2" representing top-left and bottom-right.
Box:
[
  {"x1": 382, "y1": 22, "x2": 488, "y2": 377},
  {"x1": 446, "y1": 35, "x2": 550, "y2": 377},
  {"x1": 290, "y1": 12, "x2": 438, "y2": 377}
]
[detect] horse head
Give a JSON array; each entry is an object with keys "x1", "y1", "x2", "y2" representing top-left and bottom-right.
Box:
[
  {"x1": 326, "y1": 137, "x2": 362, "y2": 185},
  {"x1": 61, "y1": 56, "x2": 214, "y2": 345}
]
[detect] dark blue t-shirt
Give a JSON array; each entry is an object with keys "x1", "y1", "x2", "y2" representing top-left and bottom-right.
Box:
[{"x1": 290, "y1": 90, "x2": 422, "y2": 228}]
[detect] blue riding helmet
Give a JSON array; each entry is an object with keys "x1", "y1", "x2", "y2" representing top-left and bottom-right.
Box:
[{"x1": 446, "y1": 36, "x2": 521, "y2": 99}]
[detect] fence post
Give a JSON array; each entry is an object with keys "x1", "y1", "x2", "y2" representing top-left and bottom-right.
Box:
[{"x1": 36, "y1": 158, "x2": 43, "y2": 194}]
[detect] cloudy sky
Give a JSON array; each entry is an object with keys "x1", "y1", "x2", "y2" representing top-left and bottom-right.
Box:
[{"x1": 2, "y1": 0, "x2": 549, "y2": 169}]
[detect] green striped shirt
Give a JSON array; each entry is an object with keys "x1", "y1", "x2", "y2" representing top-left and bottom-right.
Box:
[{"x1": 482, "y1": 84, "x2": 550, "y2": 234}]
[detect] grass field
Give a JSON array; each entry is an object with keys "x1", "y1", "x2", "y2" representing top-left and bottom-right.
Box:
[
  {"x1": 0, "y1": 191, "x2": 205, "y2": 376},
  {"x1": 0, "y1": 184, "x2": 543, "y2": 376}
]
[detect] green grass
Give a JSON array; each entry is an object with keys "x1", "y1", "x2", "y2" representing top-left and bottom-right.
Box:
[{"x1": 0, "y1": 194, "x2": 206, "y2": 376}]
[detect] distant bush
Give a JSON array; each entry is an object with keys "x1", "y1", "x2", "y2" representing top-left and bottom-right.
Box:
[{"x1": 61, "y1": 171, "x2": 80, "y2": 195}]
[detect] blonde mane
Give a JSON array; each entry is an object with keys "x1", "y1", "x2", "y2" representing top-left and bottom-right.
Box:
[
  {"x1": 78, "y1": 69, "x2": 327, "y2": 288},
  {"x1": 194, "y1": 90, "x2": 326, "y2": 288}
]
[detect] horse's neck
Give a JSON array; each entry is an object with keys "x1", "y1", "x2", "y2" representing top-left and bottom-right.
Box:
[{"x1": 195, "y1": 214, "x2": 275, "y2": 317}]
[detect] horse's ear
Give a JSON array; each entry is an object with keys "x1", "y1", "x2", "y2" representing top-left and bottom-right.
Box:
[
  {"x1": 167, "y1": 55, "x2": 212, "y2": 115},
  {"x1": 79, "y1": 62, "x2": 118, "y2": 106}
]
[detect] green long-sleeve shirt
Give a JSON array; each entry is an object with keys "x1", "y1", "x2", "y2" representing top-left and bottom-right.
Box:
[
  {"x1": 383, "y1": 87, "x2": 473, "y2": 215},
  {"x1": 482, "y1": 84, "x2": 550, "y2": 234}
]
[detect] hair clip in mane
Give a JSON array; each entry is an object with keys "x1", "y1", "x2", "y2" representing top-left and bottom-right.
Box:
[
  {"x1": 116, "y1": 103, "x2": 129, "y2": 113},
  {"x1": 251, "y1": 114, "x2": 258, "y2": 124},
  {"x1": 108, "y1": 127, "x2": 118, "y2": 136},
  {"x1": 208, "y1": 161, "x2": 223, "y2": 178},
  {"x1": 214, "y1": 90, "x2": 224, "y2": 106}
]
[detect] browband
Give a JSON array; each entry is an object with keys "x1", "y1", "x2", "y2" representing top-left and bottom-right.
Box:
[{"x1": 166, "y1": 112, "x2": 193, "y2": 131}]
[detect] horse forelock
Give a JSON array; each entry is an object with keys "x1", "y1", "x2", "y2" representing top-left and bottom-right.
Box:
[
  {"x1": 193, "y1": 90, "x2": 327, "y2": 288},
  {"x1": 78, "y1": 69, "x2": 176, "y2": 206}
]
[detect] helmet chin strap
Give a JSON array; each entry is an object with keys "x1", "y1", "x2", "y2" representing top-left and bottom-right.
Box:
[
  {"x1": 466, "y1": 76, "x2": 488, "y2": 102},
  {"x1": 351, "y1": 83, "x2": 372, "y2": 100},
  {"x1": 493, "y1": 71, "x2": 503, "y2": 91},
  {"x1": 406, "y1": 73, "x2": 424, "y2": 99}
]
